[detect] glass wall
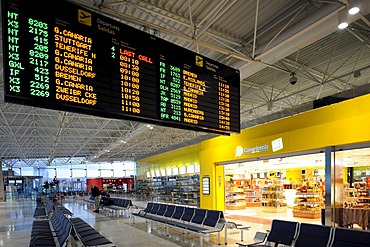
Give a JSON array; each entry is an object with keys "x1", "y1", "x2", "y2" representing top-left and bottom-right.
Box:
[
  {"x1": 2, "y1": 160, "x2": 136, "y2": 194},
  {"x1": 331, "y1": 146, "x2": 370, "y2": 230}
]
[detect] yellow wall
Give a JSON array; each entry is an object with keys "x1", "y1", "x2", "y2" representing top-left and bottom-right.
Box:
[
  {"x1": 137, "y1": 144, "x2": 201, "y2": 177},
  {"x1": 137, "y1": 94, "x2": 370, "y2": 210},
  {"x1": 286, "y1": 169, "x2": 303, "y2": 184}
]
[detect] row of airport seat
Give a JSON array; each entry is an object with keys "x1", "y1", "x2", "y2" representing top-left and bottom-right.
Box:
[
  {"x1": 29, "y1": 206, "x2": 72, "y2": 247},
  {"x1": 30, "y1": 198, "x2": 115, "y2": 247},
  {"x1": 100, "y1": 196, "x2": 134, "y2": 217},
  {"x1": 32, "y1": 198, "x2": 54, "y2": 219},
  {"x1": 237, "y1": 218, "x2": 370, "y2": 247},
  {"x1": 131, "y1": 202, "x2": 233, "y2": 246}
]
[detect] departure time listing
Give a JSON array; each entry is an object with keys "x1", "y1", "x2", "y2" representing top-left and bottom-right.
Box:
[{"x1": 3, "y1": 0, "x2": 240, "y2": 134}]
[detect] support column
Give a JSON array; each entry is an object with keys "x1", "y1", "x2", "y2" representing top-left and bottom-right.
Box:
[
  {"x1": 0, "y1": 161, "x2": 4, "y2": 201},
  {"x1": 324, "y1": 146, "x2": 332, "y2": 226}
]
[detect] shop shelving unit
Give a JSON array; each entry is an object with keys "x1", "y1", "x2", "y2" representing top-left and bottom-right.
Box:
[
  {"x1": 244, "y1": 188, "x2": 261, "y2": 207},
  {"x1": 261, "y1": 184, "x2": 287, "y2": 213},
  {"x1": 340, "y1": 186, "x2": 370, "y2": 208},
  {"x1": 293, "y1": 189, "x2": 323, "y2": 218},
  {"x1": 356, "y1": 189, "x2": 370, "y2": 207},
  {"x1": 150, "y1": 177, "x2": 166, "y2": 202},
  {"x1": 343, "y1": 187, "x2": 358, "y2": 208},
  {"x1": 176, "y1": 174, "x2": 200, "y2": 206},
  {"x1": 225, "y1": 177, "x2": 255, "y2": 210},
  {"x1": 226, "y1": 186, "x2": 246, "y2": 210},
  {"x1": 136, "y1": 179, "x2": 150, "y2": 199},
  {"x1": 147, "y1": 174, "x2": 200, "y2": 207}
]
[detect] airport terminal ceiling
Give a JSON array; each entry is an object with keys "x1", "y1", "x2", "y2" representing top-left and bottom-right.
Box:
[{"x1": 0, "y1": 0, "x2": 370, "y2": 167}]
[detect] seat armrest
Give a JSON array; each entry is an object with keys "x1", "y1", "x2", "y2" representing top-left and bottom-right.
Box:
[{"x1": 227, "y1": 221, "x2": 251, "y2": 230}]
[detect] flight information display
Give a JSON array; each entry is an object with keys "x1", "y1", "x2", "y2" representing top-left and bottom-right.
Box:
[{"x1": 2, "y1": 0, "x2": 240, "y2": 134}]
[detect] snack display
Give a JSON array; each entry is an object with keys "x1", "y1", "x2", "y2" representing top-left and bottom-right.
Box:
[
  {"x1": 293, "y1": 185, "x2": 324, "y2": 218},
  {"x1": 261, "y1": 184, "x2": 287, "y2": 213}
]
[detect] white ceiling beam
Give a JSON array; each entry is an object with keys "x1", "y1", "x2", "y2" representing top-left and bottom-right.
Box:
[{"x1": 239, "y1": 3, "x2": 354, "y2": 80}]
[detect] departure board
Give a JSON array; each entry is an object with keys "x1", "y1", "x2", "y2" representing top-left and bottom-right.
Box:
[{"x1": 2, "y1": 0, "x2": 240, "y2": 134}]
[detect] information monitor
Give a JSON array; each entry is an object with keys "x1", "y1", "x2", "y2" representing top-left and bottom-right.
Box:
[{"x1": 2, "y1": 0, "x2": 240, "y2": 135}]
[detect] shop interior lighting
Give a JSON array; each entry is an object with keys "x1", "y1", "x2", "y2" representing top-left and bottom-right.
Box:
[
  {"x1": 338, "y1": 8, "x2": 349, "y2": 29},
  {"x1": 348, "y1": 0, "x2": 360, "y2": 15}
]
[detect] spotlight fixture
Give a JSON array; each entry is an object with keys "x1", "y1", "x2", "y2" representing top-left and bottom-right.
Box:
[
  {"x1": 348, "y1": 0, "x2": 360, "y2": 15},
  {"x1": 338, "y1": 9, "x2": 348, "y2": 29},
  {"x1": 289, "y1": 73, "x2": 297, "y2": 85}
]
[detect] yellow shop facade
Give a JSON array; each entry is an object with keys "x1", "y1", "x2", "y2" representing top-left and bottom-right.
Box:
[{"x1": 137, "y1": 93, "x2": 370, "y2": 226}]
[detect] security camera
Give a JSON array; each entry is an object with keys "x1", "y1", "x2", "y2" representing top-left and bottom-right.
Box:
[{"x1": 290, "y1": 73, "x2": 297, "y2": 85}]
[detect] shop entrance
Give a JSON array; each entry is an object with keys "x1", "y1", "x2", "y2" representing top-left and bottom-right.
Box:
[
  {"x1": 223, "y1": 146, "x2": 370, "y2": 227},
  {"x1": 224, "y1": 152, "x2": 326, "y2": 224}
]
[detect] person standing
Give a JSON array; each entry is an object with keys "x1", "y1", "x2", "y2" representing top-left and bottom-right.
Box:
[{"x1": 91, "y1": 185, "x2": 101, "y2": 213}]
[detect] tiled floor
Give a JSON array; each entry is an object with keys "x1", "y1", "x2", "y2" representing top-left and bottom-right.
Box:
[{"x1": 0, "y1": 196, "x2": 321, "y2": 247}]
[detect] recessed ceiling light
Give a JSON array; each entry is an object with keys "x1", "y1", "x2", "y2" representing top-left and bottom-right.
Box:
[{"x1": 348, "y1": 0, "x2": 360, "y2": 15}]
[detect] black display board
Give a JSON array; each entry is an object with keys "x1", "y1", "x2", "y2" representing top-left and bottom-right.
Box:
[{"x1": 2, "y1": 0, "x2": 240, "y2": 134}]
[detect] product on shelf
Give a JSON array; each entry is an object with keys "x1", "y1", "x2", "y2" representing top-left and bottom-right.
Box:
[
  {"x1": 225, "y1": 178, "x2": 260, "y2": 209},
  {"x1": 293, "y1": 186, "x2": 323, "y2": 218},
  {"x1": 261, "y1": 184, "x2": 287, "y2": 213},
  {"x1": 226, "y1": 184, "x2": 247, "y2": 210},
  {"x1": 343, "y1": 187, "x2": 358, "y2": 208},
  {"x1": 146, "y1": 174, "x2": 200, "y2": 207},
  {"x1": 244, "y1": 188, "x2": 261, "y2": 207}
]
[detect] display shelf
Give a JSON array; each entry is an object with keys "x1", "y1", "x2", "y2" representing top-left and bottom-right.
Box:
[
  {"x1": 292, "y1": 210, "x2": 321, "y2": 218},
  {"x1": 357, "y1": 196, "x2": 370, "y2": 204},
  {"x1": 262, "y1": 206, "x2": 286, "y2": 213},
  {"x1": 147, "y1": 174, "x2": 200, "y2": 207},
  {"x1": 136, "y1": 179, "x2": 150, "y2": 199},
  {"x1": 357, "y1": 189, "x2": 368, "y2": 197},
  {"x1": 225, "y1": 178, "x2": 249, "y2": 210},
  {"x1": 226, "y1": 202, "x2": 247, "y2": 210},
  {"x1": 244, "y1": 189, "x2": 261, "y2": 207},
  {"x1": 172, "y1": 174, "x2": 200, "y2": 206},
  {"x1": 226, "y1": 187, "x2": 246, "y2": 210},
  {"x1": 343, "y1": 188, "x2": 358, "y2": 208},
  {"x1": 293, "y1": 188, "x2": 323, "y2": 218},
  {"x1": 261, "y1": 185, "x2": 287, "y2": 213}
]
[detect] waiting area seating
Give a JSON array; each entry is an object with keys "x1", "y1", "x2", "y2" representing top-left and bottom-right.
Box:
[
  {"x1": 55, "y1": 201, "x2": 74, "y2": 216},
  {"x1": 29, "y1": 198, "x2": 115, "y2": 247},
  {"x1": 29, "y1": 206, "x2": 72, "y2": 247},
  {"x1": 237, "y1": 219, "x2": 370, "y2": 247},
  {"x1": 69, "y1": 217, "x2": 116, "y2": 247},
  {"x1": 132, "y1": 201, "x2": 249, "y2": 246},
  {"x1": 100, "y1": 196, "x2": 134, "y2": 217},
  {"x1": 294, "y1": 222, "x2": 333, "y2": 247},
  {"x1": 331, "y1": 227, "x2": 370, "y2": 247},
  {"x1": 33, "y1": 198, "x2": 54, "y2": 219}
]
